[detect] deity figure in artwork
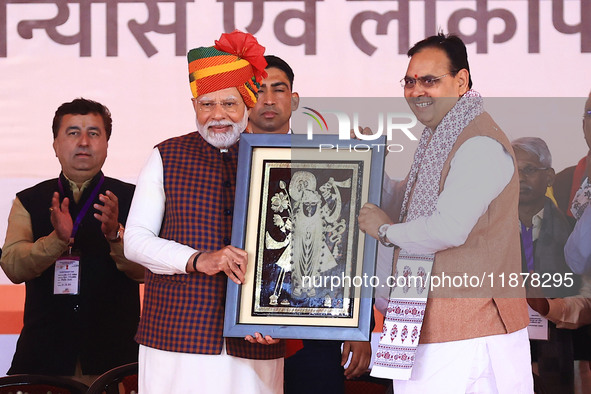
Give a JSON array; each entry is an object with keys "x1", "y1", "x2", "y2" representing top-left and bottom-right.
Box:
[{"x1": 266, "y1": 171, "x2": 350, "y2": 304}]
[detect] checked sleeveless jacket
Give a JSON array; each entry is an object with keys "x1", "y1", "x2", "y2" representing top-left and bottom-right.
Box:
[{"x1": 135, "y1": 131, "x2": 284, "y2": 359}]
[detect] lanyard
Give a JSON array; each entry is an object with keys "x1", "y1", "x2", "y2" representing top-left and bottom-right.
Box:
[
  {"x1": 58, "y1": 174, "x2": 105, "y2": 240},
  {"x1": 520, "y1": 223, "x2": 535, "y2": 272}
]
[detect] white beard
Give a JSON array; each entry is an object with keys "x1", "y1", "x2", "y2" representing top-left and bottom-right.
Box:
[{"x1": 196, "y1": 110, "x2": 248, "y2": 149}]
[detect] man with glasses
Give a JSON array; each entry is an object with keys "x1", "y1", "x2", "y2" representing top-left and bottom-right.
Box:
[
  {"x1": 512, "y1": 137, "x2": 580, "y2": 393},
  {"x1": 358, "y1": 33, "x2": 532, "y2": 392},
  {"x1": 124, "y1": 31, "x2": 283, "y2": 393}
]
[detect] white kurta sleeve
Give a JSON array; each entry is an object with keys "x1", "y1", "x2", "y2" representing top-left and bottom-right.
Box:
[
  {"x1": 386, "y1": 136, "x2": 515, "y2": 255},
  {"x1": 124, "y1": 148, "x2": 196, "y2": 275}
]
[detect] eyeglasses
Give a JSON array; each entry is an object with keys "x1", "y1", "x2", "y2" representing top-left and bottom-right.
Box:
[
  {"x1": 400, "y1": 74, "x2": 450, "y2": 89},
  {"x1": 194, "y1": 99, "x2": 242, "y2": 113},
  {"x1": 583, "y1": 110, "x2": 591, "y2": 119},
  {"x1": 518, "y1": 166, "x2": 548, "y2": 177}
]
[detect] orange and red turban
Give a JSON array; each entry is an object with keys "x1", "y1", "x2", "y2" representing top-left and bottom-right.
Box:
[{"x1": 188, "y1": 30, "x2": 268, "y2": 108}]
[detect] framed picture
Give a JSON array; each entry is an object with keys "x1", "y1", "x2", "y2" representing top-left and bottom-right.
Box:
[{"x1": 224, "y1": 134, "x2": 385, "y2": 341}]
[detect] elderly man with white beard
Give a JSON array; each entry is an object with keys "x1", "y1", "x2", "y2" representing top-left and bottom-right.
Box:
[{"x1": 124, "y1": 31, "x2": 284, "y2": 394}]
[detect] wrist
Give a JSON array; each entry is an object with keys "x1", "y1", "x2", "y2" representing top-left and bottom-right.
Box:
[
  {"x1": 53, "y1": 227, "x2": 72, "y2": 244},
  {"x1": 377, "y1": 223, "x2": 395, "y2": 247},
  {"x1": 52, "y1": 231, "x2": 72, "y2": 249},
  {"x1": 106, "y1": 223, "x2": 124, "y2": 243},
  {"x1": 192, "y1": 252, "x2": 203, "y2": 272},
  {"x1": 56, "y1": 233, "x2": 71, "y2": 244}
]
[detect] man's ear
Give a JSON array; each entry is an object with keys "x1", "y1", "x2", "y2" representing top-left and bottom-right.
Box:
[
  {"x1": 547, "y1": 168, "x2": 556, "y2": 187},
  {"x1": 456, "y1": 69, "x2": 470, "y2": 95},
  {"x1": 291, "y1": 92, "x2": 300, "y2": 111},
  {"x1": 191, "y1": 98, "x2": 199, "y2": 115}
]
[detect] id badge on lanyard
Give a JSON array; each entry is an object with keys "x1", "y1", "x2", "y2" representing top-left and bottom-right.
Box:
[
  {"x1": 53, "y1": 174, "x2": 105, "y2": 295},
  {"x1": 54, "y1": 249, "x2": 81, "y2": 295}
]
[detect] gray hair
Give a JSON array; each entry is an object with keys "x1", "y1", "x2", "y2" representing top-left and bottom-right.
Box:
[{"x1": 511, "y1": 137, "x2": 552, "y2": 168}]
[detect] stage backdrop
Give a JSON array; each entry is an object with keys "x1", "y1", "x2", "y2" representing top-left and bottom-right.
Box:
[{"x1": 1, "y1": 0, "x2": 591, "y2": 374}]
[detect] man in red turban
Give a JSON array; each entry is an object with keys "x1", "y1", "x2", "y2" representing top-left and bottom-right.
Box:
[{"x1": 124, "y1": 31, "x2": 284, "y2": 393}]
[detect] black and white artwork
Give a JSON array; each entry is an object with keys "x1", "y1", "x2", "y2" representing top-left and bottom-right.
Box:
[
  {"x1": 252, "y1": 160, "x2": 363, "y2": 318},
  {"x1": 224, "y1": 134, "x2": 383, "y2": 341}
]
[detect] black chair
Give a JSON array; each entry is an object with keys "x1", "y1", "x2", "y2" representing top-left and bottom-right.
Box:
[
  {"x1": 0, "y1": 374, "x2": 88, "y2": 394},
  {"x1": 86, "y1": 363, "x2": 138, "y2": 394}
]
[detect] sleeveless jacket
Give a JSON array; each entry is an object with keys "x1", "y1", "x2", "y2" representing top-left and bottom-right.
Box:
[
  {"x1": 411, "y1": 112, "x2": 531, "y2": 343},
  {"x1": 10, "y1": 172, "x2": 139, "y2": 375},
  {"x1": 135, "y1": 132, "x2": 284, "y2": 359}
]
